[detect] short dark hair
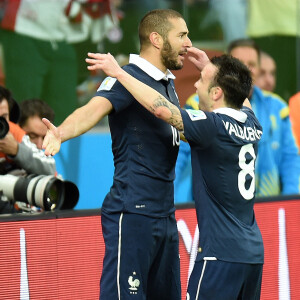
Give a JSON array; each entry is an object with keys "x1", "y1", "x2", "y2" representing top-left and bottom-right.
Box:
[
  {"x1": 19, "y1": 98, "x2": 55, "y2": 127},
  {"x1": 227, "y1": 38, "x2": 261, "y2": 62},
  {"x1": 0, "y1": 85, "x2": 20, "y2": 123},
  {"x1": 138, "y1": 9, "x2": 183, "y2": 50},
  {"x1": 210, "y1": 54, "x2": 252, "y2": 109}
]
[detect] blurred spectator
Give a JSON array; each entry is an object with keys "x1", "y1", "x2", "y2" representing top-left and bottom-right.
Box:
[
  {"x1": 256, "y1": 51, "x2": 276, "y2": 92},
  {"x1": 0, "y1": 0, "x2": 77, "y2": 124},
  {"x1": 200, "y1": 0, "x2": 248, "y2": 45},
  {"x1": 289, "y1": 92, "x2": 300, "y2": 150},
  {"x1": 228, "y1": 38, "x2": 300, "y2": 197},
  {"x1": 0, "y1": 0, "x2": 118, "y2": 124},
  {"x1": 66, "y1": 0, "x2": 121, "y2": 85},
  {"x1": 246, "y1": 0, "x2": 298, "y2": 101},
  {"x1": 0, "y1": 86, "x2": 56, "y2": 213},
  {"x1": 247, "y1": 0, "x2": 298, "y2": 37},
  {"x1": 19, "y1": 99, "x2": 55, "y2": 150}
]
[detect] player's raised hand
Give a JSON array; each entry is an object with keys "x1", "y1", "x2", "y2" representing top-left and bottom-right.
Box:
[
  {"x1": 42, "y1": 118, "x2": 61, "y2": 156},
  {"x1": 187, "y1": 47, "x2": 210, "y2": 72},
  {"x1": 85, "y1": 52, "x2": 123, "y2": 78}
]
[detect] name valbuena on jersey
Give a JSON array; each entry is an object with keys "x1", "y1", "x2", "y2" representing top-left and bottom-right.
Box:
[{"x1": 181, "y1": 106, "x2": 264, "y2": 264}]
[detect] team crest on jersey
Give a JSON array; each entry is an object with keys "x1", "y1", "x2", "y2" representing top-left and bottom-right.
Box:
[
  {"x1": 128, "y1": 271, "x2": 140, "y2": 294},
  {"x1": 97, "y1": 77, "x2": 117, "y2": 91},
  {"x1": 186, "y1": 109, "x2": 207, "y2": 121}
]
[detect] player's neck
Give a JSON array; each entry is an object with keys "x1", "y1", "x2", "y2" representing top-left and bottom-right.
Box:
[{"x1": 140, "y1": 51, "x2": 167, "y2": 74}]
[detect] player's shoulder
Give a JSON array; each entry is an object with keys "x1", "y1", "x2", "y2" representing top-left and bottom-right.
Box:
[
  {"x1": 241, "y1": 106, "x2": 256, "y2": 118},
  {"x1": 123, "y1": 63, "x2": 146, "y2": 76},
  {"x1": 243, "y1": 108, "x2": 263, "y2": 131},
  {"x1": 124, "y1": 64, "x2": 158, "y2": 86}
]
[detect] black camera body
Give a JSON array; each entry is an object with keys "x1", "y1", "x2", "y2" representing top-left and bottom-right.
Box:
[{"x1": 0, "y1": 116, "x2": 9, "y2": 139}]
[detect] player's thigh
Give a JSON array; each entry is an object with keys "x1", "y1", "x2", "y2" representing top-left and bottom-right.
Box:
[
  {"x1": 100, "y1": 211, "x2": 123, "y2": 299},
  {"x1": 187, "y1": 259, "x2": 247, "y2": 300},
  {"x1": 100, "y1": 212, "x2": 160, "y2": 300},
  {"x1": 238, "y1": 263, "x2": 263, "y2": 300},
  {"x1": 147, "y1": 214, "x2": 181, "y2": 300}
]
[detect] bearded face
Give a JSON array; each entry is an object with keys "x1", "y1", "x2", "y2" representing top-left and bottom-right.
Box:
[{"x1": 160, "y1": 38, "x2": 184, "y2": 71}]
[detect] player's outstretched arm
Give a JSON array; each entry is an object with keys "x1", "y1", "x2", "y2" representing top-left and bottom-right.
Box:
[
  {"x1": 86, "y1": 52, "x2": 184, "y2": 131},
  {"x1": 42, "y1": 97, "x2": 113, "y2": 156}
]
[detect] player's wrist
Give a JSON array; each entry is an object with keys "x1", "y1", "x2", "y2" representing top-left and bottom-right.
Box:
[{"x1": 116, "y1": 69, "x2": 129, "y2": 82}]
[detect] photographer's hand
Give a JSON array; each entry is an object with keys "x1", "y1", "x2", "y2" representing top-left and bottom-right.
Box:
[
  {"x1": 42, "y1": 118, "x2": 61, "y2": 156},
  {"x1": 0, "y1": 132, "x2": 18, "y2": 156}
]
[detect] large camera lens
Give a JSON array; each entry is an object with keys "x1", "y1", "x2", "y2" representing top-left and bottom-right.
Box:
[
  {"x1": 0, "y1": 174, "x2": 79, "y2": 211},
  {"x1": 0, "y1": 116, "x2": 9, "y2": 139},
  {"x1": 26, "y1": 175, "x2": 64, "y2": 210}
]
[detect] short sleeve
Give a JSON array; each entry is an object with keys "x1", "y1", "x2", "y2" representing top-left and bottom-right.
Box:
[
  {"x1": 180, "y1": 108, "x2": 218, "y2": 148},
  {"x1": 95, "y1": 66, "x2": 137, "y2": 112}
]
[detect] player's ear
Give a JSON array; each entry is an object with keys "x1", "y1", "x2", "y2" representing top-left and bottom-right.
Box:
[
  {"x1": 149, "y1": 32, "x2": 163, "y2": 50},
  {"x1": 211, "y1": 86, "x2": 223, "y2": 101}
]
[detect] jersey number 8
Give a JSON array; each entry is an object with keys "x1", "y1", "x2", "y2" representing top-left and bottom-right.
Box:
[{"x1": 238, "y1": 144, "x2": 256, "y2": 200}]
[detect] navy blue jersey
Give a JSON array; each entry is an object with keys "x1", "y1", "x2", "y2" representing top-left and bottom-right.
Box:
[
  {"x1": 95, "y1": 58, "x2": 180, "y2": 217},
  {"x1": 181, "y1": 106, "x2": 264, "y2": 263}
]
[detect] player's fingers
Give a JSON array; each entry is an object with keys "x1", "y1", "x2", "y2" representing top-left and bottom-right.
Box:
[
  {"x1": 85, "y1": 58, "x2": 99, "y2": 64},
  {"x1": 42, "y1": 133, "x2": 50, "y2": 151},
  {"x1": 87, "y1": 64, "x2": 102, "y2": 71},
  {"x1": 188, "y1": 56, "x2": 201, "y2": 67},
  {"x1": 43, "y1": 145, "x2": 51, "y2": 156},
  {"x1": 87, "y1": 52, "x2": 107, "y2": 60},
  {"x1": 42, "y1": 118, "x2": 56, "y2": 131},
  {"x1": 187, "y1": 47, "x2": 204, "y2": 57},
  {"x1": 44, "y1": 144, "x2": 56, "y2": 157},
  {"x1": 87, "y1": 52, "x2": 100, "y2": 59},
  {"x1": 50, "y1": 147, "x2": 57, "y2": 156}
]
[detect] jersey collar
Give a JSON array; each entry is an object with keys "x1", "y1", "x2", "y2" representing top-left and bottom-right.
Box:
[
  {"x1": 129, "y1": 54, "x2": 176, "y2": 81},
  {"x1": 213, "y1": 107, "x2": 248, "y2": 123}
]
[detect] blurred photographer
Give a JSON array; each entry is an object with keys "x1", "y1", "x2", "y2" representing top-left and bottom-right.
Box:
[
  {"x1": 19, "y1": 99, "x2": 55, "y2": 150},
  {"x1": 0, "y1": 86, "x2": 56, "y2": 213}
]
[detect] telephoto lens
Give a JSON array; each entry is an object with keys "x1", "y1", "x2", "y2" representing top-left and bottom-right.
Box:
[
  {"x1": 0, "y1": 174, "x2": 79, "y2": 211},
  {"x1": 0, "y1": 116, "x2": 9, "y2": 139}
]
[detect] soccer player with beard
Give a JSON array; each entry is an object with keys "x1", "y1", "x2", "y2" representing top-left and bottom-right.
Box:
[{"x1": 42, "y1": 9, "x2": 191, "y2": 300}]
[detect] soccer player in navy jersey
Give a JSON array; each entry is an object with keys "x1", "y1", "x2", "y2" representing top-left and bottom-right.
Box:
[
  {"x1": 86, "y1": 48, "x2": 264, "y2": 299},
  {"x1": 42, "y1": 9, "x2": 192, "y2": 300}
]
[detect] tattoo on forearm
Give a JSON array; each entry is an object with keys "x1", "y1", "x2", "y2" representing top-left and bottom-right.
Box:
[{"x1": 150, "y1": 95, "x2": 183, "y2": 131}]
